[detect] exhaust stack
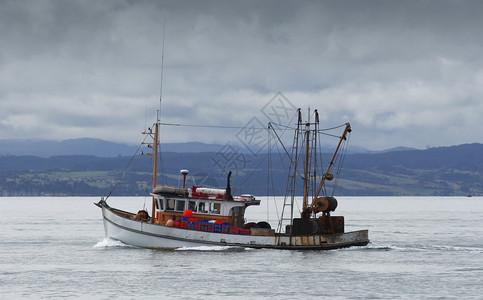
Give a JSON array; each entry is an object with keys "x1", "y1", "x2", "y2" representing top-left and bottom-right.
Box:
[{"x1": 224, "y1": 171, "x2": 233, "y2": 200}]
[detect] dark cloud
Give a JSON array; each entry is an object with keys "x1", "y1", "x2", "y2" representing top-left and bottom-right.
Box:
[{"x1": 1, "y1": 0, "x2": 483, "y2": 149}]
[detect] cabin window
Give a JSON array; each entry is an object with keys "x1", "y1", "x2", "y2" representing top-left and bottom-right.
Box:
[
  {"x1": 176, "y1": 200, "x2": 185, "y2": 212},
  {"x1": 198, "y1": 202, "x2": 208, "y2": 213},
  {"x1": 210, "y1": 203, "x2": 221, "y2": 214},
  {"x1": 188, "y1": 201, "x2": 197, "y2": 212},
  {"x1": 158, "y1": 199, "x2": 164, "y2": 210},
  {"x1": 166, "y1": 199, "x2": 175, "y2": 211},
  {"x1": 154, "y1": 199, "x2": 159, "y2": 210}
]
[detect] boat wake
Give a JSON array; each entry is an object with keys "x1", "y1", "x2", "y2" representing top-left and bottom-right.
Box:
[
  {"x1": 175, "y1": 245, "x2": 248, "y2": 252},
  {"x1": 358, "y1": 243, "x2": 483, "y2": 253},
  {"x1": 93, "y1": 237, "x2": 131, "y2": 248}
]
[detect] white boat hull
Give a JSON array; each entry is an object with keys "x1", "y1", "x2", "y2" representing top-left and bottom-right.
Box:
[{"x1": 98, "y1": 201, "x2": 369, "y2": 250}]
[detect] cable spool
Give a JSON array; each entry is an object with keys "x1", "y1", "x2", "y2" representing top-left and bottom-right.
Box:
[
  {"x1": 326, "y1": 197, "x2": 338, "y2": 212},
  {"x1": 314, "y1": 197, "x2": 330, "y2": 212},
  {"x1": 313, "y1": 196, "x2": 338, "y2": 213}
]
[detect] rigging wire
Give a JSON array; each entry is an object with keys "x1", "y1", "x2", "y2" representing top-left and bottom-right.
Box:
[
  {"x1": 235, "y1": 143, "x2": 270, "y2": 189},
  {"x1": 157, "y1": 119, "x2": 345, "y2": 132},
  {"x1": 318, "y1": 123, "x2": 349, "y2": 132},
  {"x1": 317, "y1": 122, "x2": 326, "y2": 196},
  {"x1": 268, "y1": 127, "x2": 292, "y2": 228},
  {"x1": 105, "y1": 134, "x2": 149, "y2": 200},
  {"x1": 267, "y1": 129, "x2": 277, "y2": 223},
  {"x1": 332, "y1": 131, "x2": 351, "y2": 196},
  {"x1": 234, "y1": 123, "x2": 301, "y2": 198},
  {"x1": 159, "y1": 122, "x2": 271, "y2": 130}
]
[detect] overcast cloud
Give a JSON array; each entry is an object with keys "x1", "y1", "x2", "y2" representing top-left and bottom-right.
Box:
[{"x1": 1, "y1": 0, "x2": 483, "y2": 150}]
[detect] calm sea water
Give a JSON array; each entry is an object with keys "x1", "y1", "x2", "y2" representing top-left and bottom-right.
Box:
[{"x1": 1, "y1": 196, "x2": 482, "y2": 299}]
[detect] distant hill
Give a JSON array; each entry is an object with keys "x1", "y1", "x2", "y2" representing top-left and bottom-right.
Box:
[
  {"x1": 0, "y1": 138, "x2": 398, "y2": 157},
  {"x1": 373, "y1": 146, "x2": 419, "y2": 153},
  {"x1": 0, "y1": 138, "x2": 136, "y2": 157},
  {"x1": 0, "y1": 138, "x2": 232, "y2": 157},
  {"x1": 1, "y1": 143, "x2": 481, "y2": 196}
]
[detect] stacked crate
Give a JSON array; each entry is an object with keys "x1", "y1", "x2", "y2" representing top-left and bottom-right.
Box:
[
  {"x1": 181, "y1": 217, "x2": 189, "y2": 229},
  {"x1": 177, "y1": 217, "x2": 250, "y2": 235},
  {"x1": 221, "y1": 222, "x2": 231, "y2": 233}
]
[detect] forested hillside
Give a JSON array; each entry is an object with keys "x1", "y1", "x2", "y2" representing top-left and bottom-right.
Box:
[{"x1": 1, "y1": 143, "x2": 482, "y2": 196}]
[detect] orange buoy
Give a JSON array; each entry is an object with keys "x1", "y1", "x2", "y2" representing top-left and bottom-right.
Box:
[
  {"x1": 183, "y1": 209, "x2": 193, "y2": 218},
  {"x1": 166, "y1": 219, "x2": 174, "y2": 227}
]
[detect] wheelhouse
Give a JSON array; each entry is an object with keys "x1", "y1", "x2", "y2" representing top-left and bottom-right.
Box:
[{"x1": 152, "y1": 186, "x2": 260, "y2": 227}]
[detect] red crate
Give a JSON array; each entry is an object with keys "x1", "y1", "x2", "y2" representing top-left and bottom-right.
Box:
[{"x1": 239, "y1": 229, "x2": 250, "y2": 235}]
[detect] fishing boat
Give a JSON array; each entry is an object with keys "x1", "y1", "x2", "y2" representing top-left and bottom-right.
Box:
[{"x1": 95, "y1": 109, "x2": 369, "y2": 250}]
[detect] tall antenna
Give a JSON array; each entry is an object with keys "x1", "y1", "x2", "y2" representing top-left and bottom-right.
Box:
[
  {"x1": 144, "y1": 104, "x2": 148, "y2": 131},
  {"x1": 158, "y1": 21, "x2": 166, "y2": 122},
  {"x1": 157, "y1": 21, "x2": 166, "y2": 185}
]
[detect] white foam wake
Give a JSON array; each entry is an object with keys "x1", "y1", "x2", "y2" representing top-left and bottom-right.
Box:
[
  {"x1": 93, "y1": 237, "x2": 128, "y2": 248},
  {"x1": 175, "y1": 245, "x2": 246, "y2": 252}
]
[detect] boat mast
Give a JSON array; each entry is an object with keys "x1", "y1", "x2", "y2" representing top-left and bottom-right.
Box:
[
  {"x1": 313, "y1": 109, "x2": 319, "y2": 200},
  {"x1": 151, "y1": 114, "x2": 159, "y2": 223},
  {"x1": 302, "y1": 109, "x2": 310, "y2": 211},
  {"x1": 151, "y1": 25, "x2": 165, "y2": 224}
]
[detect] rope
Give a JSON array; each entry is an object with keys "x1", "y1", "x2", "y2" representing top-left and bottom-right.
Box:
[
  {"x1": 331, "y1": 132, "x2": 350, "y2": 196},
  {"x1": 104, "y1": 134, "x2": 149, "y2": 200}
]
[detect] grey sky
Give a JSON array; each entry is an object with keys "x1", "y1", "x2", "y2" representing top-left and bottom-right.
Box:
[{"x1": 1, "y1": 0, "x2": 482, "y2": 150}]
